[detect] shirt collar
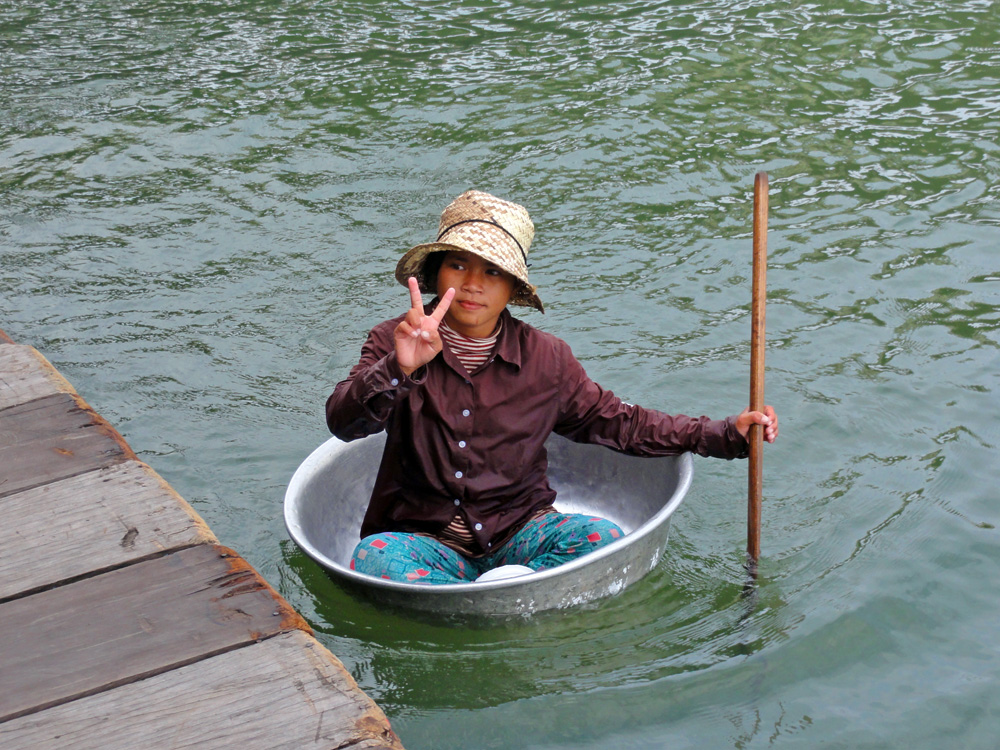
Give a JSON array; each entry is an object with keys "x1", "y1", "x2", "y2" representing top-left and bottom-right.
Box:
[
  {"x1": 491, "y1": 307, "x2": 522, "y2": 370},
  {"x1": 427, "y1": 300, "x2": 522, "y2": 372}
]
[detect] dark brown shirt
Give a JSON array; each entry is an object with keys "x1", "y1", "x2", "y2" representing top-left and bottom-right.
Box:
[{"x1": 326, "y1": 304, "x2": 748, "y2": 555}]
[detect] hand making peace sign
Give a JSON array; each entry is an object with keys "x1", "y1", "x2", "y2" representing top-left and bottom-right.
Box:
[{"x1": 394, "y1": 277, "x2": 456, "y2": 376}]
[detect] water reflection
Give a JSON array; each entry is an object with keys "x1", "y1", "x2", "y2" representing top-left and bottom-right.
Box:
[{"x1": 286, "y1": 538, "x2": 792, "y2": 713}]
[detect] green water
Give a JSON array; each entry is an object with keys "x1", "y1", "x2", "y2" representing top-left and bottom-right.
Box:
[{"x1": 3, "y1": 1, "x2": 999, "y2": 747}]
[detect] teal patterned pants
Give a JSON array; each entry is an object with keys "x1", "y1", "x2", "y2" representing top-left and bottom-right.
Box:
[{"x1": 350, "y1": 512, "x2": 624, "y2": 584}]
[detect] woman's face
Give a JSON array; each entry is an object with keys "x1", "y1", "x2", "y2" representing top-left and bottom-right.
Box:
[{"x1": 436, "y1": 250, "x2": 515, "y2": 338}]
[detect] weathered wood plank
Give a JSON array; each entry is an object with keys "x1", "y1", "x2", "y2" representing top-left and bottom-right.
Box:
[
  {"x1": 0, "y1": 630, "x2": 403, "y2": 749},
  {"x1": 0, "y1": 333, "x2": 405, "y2": 747},
  {"x1": 0, "y1": 392, "x2": 136, "y2": 498},
  {"x1": 0, "y1": 345, "x2": 76, "y2": 409},
  {"x1": 0, "y1": 543, "x2": 310, "y2": 722},
  {"x1": 0, "y1": 461, "x2": 217, "y2": 601}
]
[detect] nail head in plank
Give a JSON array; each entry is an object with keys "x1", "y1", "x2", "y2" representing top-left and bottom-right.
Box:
[
  {"x1": 0, "y1": 461, "x2": 218, "y2": 601},
  {"x1": 0, "y1": 543, "x2": 310, "y2": 722}
]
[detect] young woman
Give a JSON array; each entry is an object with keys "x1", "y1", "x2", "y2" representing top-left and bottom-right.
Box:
[{"x1": 326, "y1": 190, "x2": 778, "y2": 584}]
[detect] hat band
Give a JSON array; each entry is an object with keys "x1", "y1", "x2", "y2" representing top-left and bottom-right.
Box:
[{"x1": 436, "y1": 219, "x2": 529, "y2": 266}]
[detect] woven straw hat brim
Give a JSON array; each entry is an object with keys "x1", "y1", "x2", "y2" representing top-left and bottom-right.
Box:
[
  {"x1": 395, "y1": 189, "x2": 544, "y2": 313},
  {"x1": 395, "y1": 242, "x2": 544, "y2": 313}
]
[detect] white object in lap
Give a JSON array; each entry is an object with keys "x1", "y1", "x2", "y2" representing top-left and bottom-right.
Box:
[{"x1": 475, "y1": 564, "x2": 535, "y2": 582}]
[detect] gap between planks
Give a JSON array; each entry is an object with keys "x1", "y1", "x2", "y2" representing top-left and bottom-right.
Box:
[
  {"x1": 0, "y1": 630, "x2": 404, "y2": 750},
  {"x1": 0, "y1": 461, "x2": 217, "y2": 602}
]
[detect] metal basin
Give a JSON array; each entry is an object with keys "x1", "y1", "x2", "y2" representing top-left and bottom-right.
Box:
[{"x1": 284, "y1": 433, "x2": 692, "y2": 618}]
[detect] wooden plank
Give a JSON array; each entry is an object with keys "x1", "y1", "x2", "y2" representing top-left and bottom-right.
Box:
[
  {"x1": 0, "y1": 630, "x2": 404, "y2": 749},
  {"x1": 0, "y1": 392, "x2": 136, "y2": 499},
  {"x1": 0, "y1": 543, "x2": 310, "y2": 722},
  {"x1": 0, "y1": 327, "x2": 14, "y2": 344},
  {"x1": 0, "y1": 461, "x2": 217, "y2": 601},
  {"x1": 0, "y1": 345, "x2": 77, "y2": 409}
]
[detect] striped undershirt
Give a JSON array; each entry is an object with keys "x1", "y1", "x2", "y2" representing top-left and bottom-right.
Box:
[{"x1": 438, "y1": 319, "x2": 501, "y2": 373}]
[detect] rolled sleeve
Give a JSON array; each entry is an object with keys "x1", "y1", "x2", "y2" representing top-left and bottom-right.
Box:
[{"x1": 692, "y1": 414, "x2": 749, "y2": 460}]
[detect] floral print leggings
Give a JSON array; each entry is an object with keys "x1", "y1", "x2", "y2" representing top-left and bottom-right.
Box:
[{"x1": 350, "y1": 512, "x2": 624, "y2": 584}]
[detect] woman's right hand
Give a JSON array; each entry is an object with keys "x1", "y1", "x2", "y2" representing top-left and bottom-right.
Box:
[{"x1": 394, "y1": 277, "x2": 455, "y2": 376}]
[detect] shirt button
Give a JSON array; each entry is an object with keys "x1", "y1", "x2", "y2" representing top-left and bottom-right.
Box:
[
  {"x1": 458, "y1": 440, "x2": 466, "y2": 448},
  {"x1": 390, "y1": 378, "x2": 399, "y2": 386},
  {"x1": 453, "y1": 498, "x2": 460, "y2": 506},
  {"x1": 455, "y1": 470, "x2": 463, "y2": 479},
  {"x1": 475, "y1": 523, "x2": 483, "y2": 531},
  {"x1": 462, "y1": 409, "x2": 470, "y2": 417}
]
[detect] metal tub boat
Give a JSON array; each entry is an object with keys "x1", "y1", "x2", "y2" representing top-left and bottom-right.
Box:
[{"x1": 284, "y1": 432, "x2": 693, "y2": 617}]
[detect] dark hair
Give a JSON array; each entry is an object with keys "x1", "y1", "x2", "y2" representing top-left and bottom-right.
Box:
[{"x1": 419, "y1": 251, "x2": 447, "y2": 291}]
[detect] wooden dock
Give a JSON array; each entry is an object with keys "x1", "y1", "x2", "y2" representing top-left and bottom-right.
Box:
[{"x1": 0, "y1": 328, "x2": 404, "y2": 749}]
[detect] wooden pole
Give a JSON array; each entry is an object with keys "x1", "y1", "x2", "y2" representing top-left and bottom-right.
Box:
[{"x1": 747, "y1": 171, "x2": 768, "y2": 573}]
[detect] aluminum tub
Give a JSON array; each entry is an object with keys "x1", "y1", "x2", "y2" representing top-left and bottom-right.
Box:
[{"x1": 284, "y1": 432, "x2": 692, "y2": 618}]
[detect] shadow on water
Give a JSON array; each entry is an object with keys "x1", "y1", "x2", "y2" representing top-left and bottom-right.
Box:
[{"x1": 283, "y1": 535, "x2": 790, "y2": 714}]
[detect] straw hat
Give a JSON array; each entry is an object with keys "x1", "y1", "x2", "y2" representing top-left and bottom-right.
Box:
[{"x1": 395, "y1": 190, "x2": 543, "y2": 312}]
